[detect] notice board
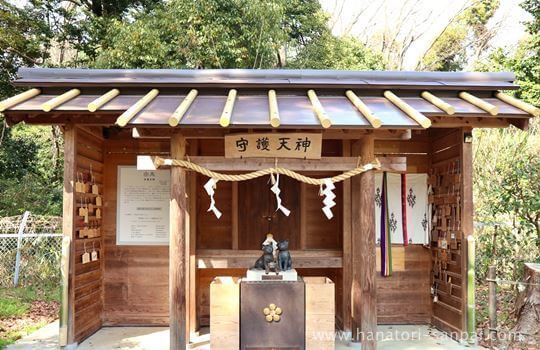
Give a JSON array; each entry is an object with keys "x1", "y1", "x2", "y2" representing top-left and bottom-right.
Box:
[{"x1": 116, "y1": 166, "x2": 170, "y2": 245}]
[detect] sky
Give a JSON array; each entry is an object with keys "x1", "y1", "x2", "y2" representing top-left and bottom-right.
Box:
[{"x1": 9, "y1": 0, "x2": 532, "y2": 70}]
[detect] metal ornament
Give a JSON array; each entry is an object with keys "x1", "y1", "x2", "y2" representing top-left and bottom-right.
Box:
[{"x1": 263, "y1": 303, "x2": 282, "y2": 323}]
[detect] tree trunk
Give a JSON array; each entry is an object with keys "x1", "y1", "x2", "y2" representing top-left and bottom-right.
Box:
[{"x1": 509, "y1": 263, "x2": 540, "y2": 349}]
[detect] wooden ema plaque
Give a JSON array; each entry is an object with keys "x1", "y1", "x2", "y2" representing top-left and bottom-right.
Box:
[{"x1": 240, "y1": 279, "x2": 305, "y2": 350}]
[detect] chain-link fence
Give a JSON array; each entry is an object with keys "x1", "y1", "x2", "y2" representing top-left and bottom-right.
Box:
[{"x1": 0, "y1": 212, "x2": 63, "y2": 287}]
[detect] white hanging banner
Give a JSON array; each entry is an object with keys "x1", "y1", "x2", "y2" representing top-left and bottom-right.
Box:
[
  {"x1": 321, "y1": 178, "x2": 336, "y2": 219},
  {"x1": 204, "y1": 178, "x2": 222, "y2": 219},
  {"x1": 270, "y1": 173, "x2": 291, "y2": 216}
]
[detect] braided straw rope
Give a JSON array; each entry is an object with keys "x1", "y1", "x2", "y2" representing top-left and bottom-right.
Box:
[{"x1": 154, "y1": 157, "x2": 381, "y2": 185}]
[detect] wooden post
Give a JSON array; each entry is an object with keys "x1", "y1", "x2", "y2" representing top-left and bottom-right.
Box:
[
  {"x1": 342, "y1": 140, "x2": 353, "y2": 332},
  {"x1": 188, "y1": 140, "x2": 198, "y2": 338},
  {"x1": 351, "y1": 136, "x2": 377, "y2": 349},
  {"x1": 460, "y1": 127, "x2": 474, "y2": 337},
  {"x1": 488, "y1": 266, "x2": 497, "y2": 345},
  {"x1": 170, "y1": 132, "x2": 187, "y2": 350},
  {"x1": 62, "y1": 124, "x2": 77, "y2": 345}
]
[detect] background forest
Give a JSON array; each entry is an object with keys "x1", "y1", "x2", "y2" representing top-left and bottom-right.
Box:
[{"x1": 0, "y1": 0, "x2": 538, "y2": 338}]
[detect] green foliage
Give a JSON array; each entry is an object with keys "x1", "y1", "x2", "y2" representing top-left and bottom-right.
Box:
[
  {"x1": 419, "y1": 0, "x2": 500, "y2": 71},
  {"x1": 289, "y1": 33, "x2": 384, "y2": 70},
  {"x1": 0, "y1": 120, "x2": 63, "y2": 217}
]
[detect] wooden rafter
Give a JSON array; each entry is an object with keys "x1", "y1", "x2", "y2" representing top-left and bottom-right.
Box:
[
  {"x1": 495, "y1": 92, "x2": 540, "y2": 117},
  {"x1": 0, "y1": 88, "x2": 40, "y2": 112},
  {"x1": 307, "y1": 89, "x2": 332, "y2": 128},
  {"x1": 169, "y1": 89, "x2": 198, "y2": 127},
  {"x1": 384, "y1": 90, "x2": 432, "y2": 128},
  {"x1": 268, "y1": 89, "x2": 280, "y2": 128},
  {"x1": 219, "y1": 89, "x2": 237, "y2": 127},
  {"x1": 115, "y1": 89, "x2": 159, "y2": 127},
  {"x1": 345, "y1": 90, "x2": 382, "y2": 128},
  {"x1": 459, "y1": 91, "x2": 498, "y2": 115},
  {"x1": 41, "y1": 89, "x2": 80, "y2": 112},
  {"x1": 88, "y1": 89, "x2": 120, "y2": 112},
  {"x1": 421, "y1": 91, "x2": 455, "y2": 115}
]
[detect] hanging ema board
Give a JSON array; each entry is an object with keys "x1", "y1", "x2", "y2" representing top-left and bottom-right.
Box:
[{"x1": 116, "y1": 166, "x2": 170, "y2": 245}]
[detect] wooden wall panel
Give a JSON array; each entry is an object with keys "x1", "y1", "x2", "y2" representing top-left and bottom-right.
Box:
[
  {"x1": 429, "y1": 128, "x2": 466, "y2": 334},
  {"x1": 304, "y1": 181, "x2": 342, "y2": 250},
  {"x1": 197, "y1": 174, "x2": 232, "y2": 249},
  {"x1": 102, "y1": 138, "x2": 170, "y2": 326},
  {"x1": 72, "y1": 127, "x2": 105, "y2": 343},
  {"x1": 376, "y1": 246, "x2": 432, "y2": 324}
]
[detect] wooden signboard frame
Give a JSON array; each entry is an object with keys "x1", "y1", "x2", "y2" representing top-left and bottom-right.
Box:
[{"x1": 224, "y1": 133, "x2": 322, "y2": 159}]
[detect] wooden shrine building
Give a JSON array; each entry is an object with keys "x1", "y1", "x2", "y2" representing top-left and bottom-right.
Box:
[{"x1": 1, "y1": 69, "x2": 538, "y2": 349}]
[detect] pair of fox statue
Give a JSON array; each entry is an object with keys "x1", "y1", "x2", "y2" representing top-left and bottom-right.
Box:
[{"x1": 253, "y1": 233, "x2": 292, "y2": 275}]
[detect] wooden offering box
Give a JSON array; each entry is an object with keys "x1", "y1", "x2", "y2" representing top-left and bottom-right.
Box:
[
  {"x1": 210, "y1": 277, "x2": 240, "y2": 350},
  {"x1": 305, "y1": 277, "x2": 335, "y2": 350},
  {"x1": 210, "y1": 276, "x2": 335, "y2": 350}
]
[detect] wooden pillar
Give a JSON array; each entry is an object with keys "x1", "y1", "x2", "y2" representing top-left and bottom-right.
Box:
[
  {"x1": 170, "y1": 133, "x2": 187, "y2": 350},
  {"x1": 459, "y1": 128, "x2": 474, "y2": 332},
  {"x1": 187, "y1": 140, "x2": 198, "y2": 338},
  {"x1": 342, "y1": 140, "x2": 353, "y2": 332},
  {"x1": 62, "y1": 124, "x2": 77, "y2": 345},
  {"x1": 351, "y1": 136, "x2": 377, "y2": 349}
]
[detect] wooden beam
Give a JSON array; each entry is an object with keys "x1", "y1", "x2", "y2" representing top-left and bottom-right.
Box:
[
  {"x1": 169, "y1": 89, "x2": 198, "y2": 127},
  {"x1": 421, "y1": 91, "x2": 455, "y2": 115},
  {"x1": 495, "y1": 91, "x2": 540, "y2": 117},
  {"x1": 342, "y1": 140, "x2": 353, "y2": 333},
  {"x1": 62, "y1": 124, "x2": 77, "y2": 346},
  {"x1": 219, "y1": 89, "x2": 237, "y2": 127},
  {"x1": 140, "y1": 155, "x2": 406, "y2": 172},
  {"x1": 459, "y1": 92, "x2": 498, "y2": 115},
  {"x1": 384, "y1": 90, "x2": 432, "y2": 128},
  {"x1": 307, "y1": 89, "x2": 332, "y2": 128},
  {"x1": 116, "y1": 89, "x2": 159, "y2": 127},
  {"x1": 88, "y1": 89, "x2": 120, "y2": 112},
  {"x1": 268, "y1": 89, "x2": 280, "y2": 127},
  {"x1": 0, "y1": 88, "x2": 40, "y2": 112},
  {"x1": 196, "y1": 249, "x2": 342, "y2": 269},
  {"x1": 508, "y1": 118, "x2": 529, "y2": 131},
  {"x1": 170, "y1": 132, "x2": 187, "y2": 350},
  {"x1": 129, "y1": 128, "x2": 413, "y2": 140},
  {"x1": 345, "y1": 90, "x2": 382, "y2": 128},
  {"x1": 41, "y1": 89, "x2": 81, "y2": 112},
  {"x1": 351, "y1": 136, "x2": 377, "y2": 349},
  {"x1": 430, "y1": 116, "x2": 511, "y2": 128}
]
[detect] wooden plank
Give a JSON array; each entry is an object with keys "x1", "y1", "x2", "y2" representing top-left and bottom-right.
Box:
[
  {"x1": 351, "y1": 136, "x2": 377, "y2": 349},
  {"x1": 210, "y1": 277, "x2": 240, "y2": 350},
  {"x1": 305, "y1": 277, "x2": 335, "y2": 350},
  {"x1": 62, "y1": 125, "x2": 77, "y2": 345},
  {"x1": 231, "y1": 182, "x2": 239, "y2": 250},
  {"x1": 170, "y1": 132, "x2": 187, "y2": 350},
  {"x1": 196, "y1": 249, "x2": 342, "y2": 269},
  {"x1": 300, "y1": 183, "x2": 307, "y2": 249}
]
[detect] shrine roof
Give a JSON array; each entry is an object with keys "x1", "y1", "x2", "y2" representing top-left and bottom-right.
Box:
[{"x1": 2, "y1": 68, "x2": 537, "y2": 130}]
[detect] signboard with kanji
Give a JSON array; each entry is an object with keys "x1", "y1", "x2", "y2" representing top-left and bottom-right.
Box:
[{"x1": 224, "y1": 133, "x2": 322, "y2": 159}]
